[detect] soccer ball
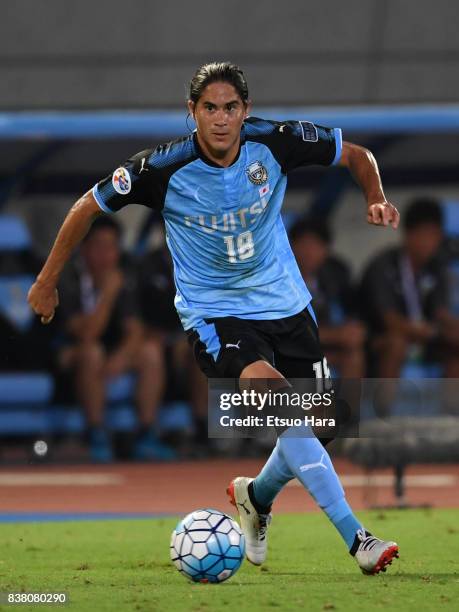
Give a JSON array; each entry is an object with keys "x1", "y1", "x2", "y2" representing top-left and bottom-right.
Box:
[{"x1": 170, "y1": 508, "x2": 245, "y2": 583}]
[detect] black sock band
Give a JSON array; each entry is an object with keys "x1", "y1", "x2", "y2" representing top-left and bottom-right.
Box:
[
  {"x1": 248, "y1": 481, "x2": 272, "y2": 515},
  {"x1": 349, "y1": 529, "x2": 372, "y2": 556}
]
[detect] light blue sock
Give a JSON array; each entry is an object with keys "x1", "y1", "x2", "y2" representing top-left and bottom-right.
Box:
[
  {"x1": 252, "y1": 439, "x2": 294, "y2": 508},
  {"x1": 277, "y1": 427, "x2": 363, "y2": 550},
  {"x1": 325, "y1": 498, "x2": 364, "y2": 550}
]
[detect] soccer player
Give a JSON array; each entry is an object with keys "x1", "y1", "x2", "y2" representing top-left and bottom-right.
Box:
[{"x1": 28, "y1": 62, "x2": 400, "y2": 574}]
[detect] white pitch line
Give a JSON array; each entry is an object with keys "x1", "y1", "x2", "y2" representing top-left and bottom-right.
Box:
[
  {"x1": 0, "y1": 473, "x2": 125, "y2": 486},
  {"x1": 287, "y1": 474, "x2": 457, "y2": 488}
]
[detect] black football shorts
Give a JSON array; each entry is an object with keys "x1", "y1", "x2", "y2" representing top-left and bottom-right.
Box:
[{"x1": 187, "y1": 303, "x2": 324, "y2": 379}]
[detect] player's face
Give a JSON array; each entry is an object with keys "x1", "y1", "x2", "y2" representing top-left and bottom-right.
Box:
[
  {"x1": 82, "y1": 228, "x2": 120, "y2": 276},
  {"x1": 189, "y1": 82, "x2": 250, "y2": 160}
]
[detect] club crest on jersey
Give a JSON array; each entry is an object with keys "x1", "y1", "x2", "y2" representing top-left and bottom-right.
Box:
[
  {"x1": 112, "y1": 167, "x2": 131, "y2": 195},
  {"x1": 246, "y1": 161, "x2": 268, "y2": 185}
]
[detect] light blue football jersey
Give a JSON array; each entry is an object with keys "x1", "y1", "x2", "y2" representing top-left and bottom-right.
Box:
[{"x1": 93, "y1": 117, "x2": 342, "y2": 330}]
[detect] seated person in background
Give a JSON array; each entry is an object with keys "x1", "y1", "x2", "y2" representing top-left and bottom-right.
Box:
[
  {"x1": 359, "y1": 197, "x2": 456, "y2": 377},
  {"x1": 57, "y1": 216, "x2": 174, "y2": 462},
  {"x1": 138, "y1": 242, "x2": 209, "y2": 443},
  {"x1": 290, "y1": 217, "x2": 365, "y2": 378},
  {"x1": 0, "y1": 230, "x2": 55, "y2": 372}
]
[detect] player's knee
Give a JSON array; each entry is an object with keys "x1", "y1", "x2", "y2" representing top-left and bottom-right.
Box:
[
  {"x1": 240, "y1": 359, "x2": 283, "y2": 380},
  {"x1": 239, "y1": 360, "x2": 287, "y2": 394}
]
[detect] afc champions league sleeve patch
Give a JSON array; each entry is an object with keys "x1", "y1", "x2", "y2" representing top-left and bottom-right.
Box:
[
  {"x1": 246, "y1": 160, "x2": 268, "y2": 185},
  {"x1": 298, "y1": 121, "x2": 318, "y2": 142},
  {"x1": 112, "y1": 167, "x2": 132, "y2": 195}
]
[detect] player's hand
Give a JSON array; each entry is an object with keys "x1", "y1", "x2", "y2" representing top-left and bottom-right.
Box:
[
  {"x1": 367, "y1": 202, "x2": 400, "y2": 229},
  {"x1": 27, "y1": 280, "x2": 59, "y2": 324}
]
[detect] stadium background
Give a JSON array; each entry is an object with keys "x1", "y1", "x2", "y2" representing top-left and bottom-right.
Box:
[{"x1": 0, "y1": 0, "x2": 458, "y2": 538}]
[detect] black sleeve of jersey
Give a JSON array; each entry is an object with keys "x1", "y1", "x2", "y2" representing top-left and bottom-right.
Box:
[
  {"x1": 245, "y1": 118, "x2": 341, "y2": 174},
  {"x1": 93, "y1": 149, "x2": 165, "y2": 213}
]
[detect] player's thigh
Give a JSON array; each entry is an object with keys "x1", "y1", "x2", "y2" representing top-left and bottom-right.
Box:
[{"x1": 187, "y1": 317, "x2": 274, "y2": 378}]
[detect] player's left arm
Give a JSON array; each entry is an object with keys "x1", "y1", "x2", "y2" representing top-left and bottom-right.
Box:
[{"x1": 339, "y1": 142, "x2": 400, "y2": 229}]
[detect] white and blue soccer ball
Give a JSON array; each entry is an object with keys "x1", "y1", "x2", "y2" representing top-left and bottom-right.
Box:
[{"x1": 170, "y1": 508, "x2": 245, "y2": 583}]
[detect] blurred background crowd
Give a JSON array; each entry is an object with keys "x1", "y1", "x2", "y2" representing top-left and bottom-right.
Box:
[
  {"x1": 1, "y1": 195, "x2": 459, "y2": 462},
  {"x1": 1, "y1": 0, "x2": 458, "y2": 466}
]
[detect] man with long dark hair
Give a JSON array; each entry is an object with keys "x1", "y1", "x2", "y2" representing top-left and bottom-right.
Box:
[{"x1": 28, "y1": 62, "x2": 400, "y2": 574}]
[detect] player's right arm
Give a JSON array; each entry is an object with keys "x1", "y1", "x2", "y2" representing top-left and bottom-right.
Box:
[{"x1": 27, "y1": 191, "x2": 102, "y2": 324}]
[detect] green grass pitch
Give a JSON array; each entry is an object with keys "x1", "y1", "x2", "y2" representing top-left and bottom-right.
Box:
[{"x1": 0, "y1": 509, "x2": 458, "y2": 611}]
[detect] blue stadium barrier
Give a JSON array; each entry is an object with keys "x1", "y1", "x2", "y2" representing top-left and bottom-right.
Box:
[
  {"x1": 0, "y1": 407, "x2": 62, "y2": 435},
  {"x1": 106, "y1": 373, "x2": 135, "y2": 403},
  {"x1": 0, "y1": 402, "x2": 192, "y2": 436},
  {"x1": 0, "y1": 215, "x2": 32, "y2": 250},
  {"x1": 1, "y1": 105, "x2": 459, "y2": 139},
  {"x1": 400, "y1": 362, "x2": 443, "y2": 380},
  {"x1": 443, "y1": 201, "x2": 459, "y2": 237},
  {"x1": 156, "y1": 402, "x2": 193, "y2": 433},
  {"x1": 0, "y1": 373, "x2": 53, "y2": 403},
  {"x1": 0, "y1": 368, "x2": 192, "y2": 436}
]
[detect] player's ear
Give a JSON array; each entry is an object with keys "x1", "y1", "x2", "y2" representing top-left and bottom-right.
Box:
[
  {"x1": 187, "y1": 100, "x2": 196, "y2": 119},
  {"x1": 244, "y1": 100, "x2": 252, "y2": 119}
]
